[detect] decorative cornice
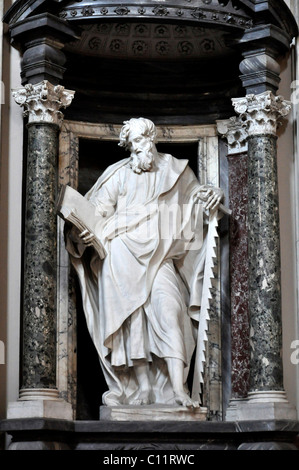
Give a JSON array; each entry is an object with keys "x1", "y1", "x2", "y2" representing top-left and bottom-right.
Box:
[
  {"x1": 232, "y1": 91, "x2": 291, "y2": 136},
  {"x1": 58, "y1": 3, "x2": 253, "y2": 30},
  {"x1": 217, "y1": 117, "x2": 248, "y2": 155},
  {"x1": 12, "y1": 80, "x2": 75, "y2": 126}
]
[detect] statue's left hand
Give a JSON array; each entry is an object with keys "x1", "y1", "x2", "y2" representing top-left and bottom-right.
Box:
[
  {"x1": 79, "y1": 229, "x2": 96, "y2": 246},
  {"x1": 195, "y1": 186, "x2": 224, "y2": 211}
]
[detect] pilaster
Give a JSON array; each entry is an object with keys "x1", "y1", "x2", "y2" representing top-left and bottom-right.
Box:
[
  {"x1": 7, "y1": 80, "x2": 75, "y2": 420},
  {"x1": 217, "y1": 118, "x2": 250, "y2": 421}
]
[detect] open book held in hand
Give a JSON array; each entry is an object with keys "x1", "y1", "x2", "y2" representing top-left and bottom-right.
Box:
[{"x1": 57, "y1": 184, "x2": 107, "y2": 259}]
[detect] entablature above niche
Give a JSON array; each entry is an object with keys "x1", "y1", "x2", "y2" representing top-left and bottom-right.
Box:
[
  {"x1": 4, "y1": 0, "x2": 298, "y2": 42},
  {"x1": 4, "y1": 0, "x2": 253, "y2": 30},
  {"x1": 57, "y1": 0, "x2": 254, "y2": 31}
]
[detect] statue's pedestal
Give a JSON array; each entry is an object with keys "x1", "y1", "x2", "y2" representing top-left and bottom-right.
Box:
[{"x1": 100, "y1": 405, "x2": 207, "y2": 421}]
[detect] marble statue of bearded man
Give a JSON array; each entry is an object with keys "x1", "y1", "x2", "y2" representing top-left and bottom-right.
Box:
[{"x1": 66, "y1": 117, "x2": 223, "y2": 408}]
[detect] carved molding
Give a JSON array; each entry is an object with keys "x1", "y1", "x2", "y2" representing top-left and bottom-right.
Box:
[
  {"x1": 58, "y1": 3, "x2": 253, "y2": 29},
  {"x1": 12, "y1": 80, "x2": 75, "y2": 126},
  {"x1": 232, "y1": 91, "x2": 291, "y2": 136},
  {"x1": 217, "y1": 117, "x2": 248, "y2": 155}
]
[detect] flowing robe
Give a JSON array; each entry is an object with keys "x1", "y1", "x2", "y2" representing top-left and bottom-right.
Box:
[{"x1": 66, "y1": 153, "x2": 211, "y2": 406}]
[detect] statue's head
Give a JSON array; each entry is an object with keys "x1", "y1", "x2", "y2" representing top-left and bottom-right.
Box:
[
  {"x1": 119, "y1": 118, "x2": 158, "y2": 173},
  {"x1": 119, "y1": 117, "x2": 157, "y2": 150}
]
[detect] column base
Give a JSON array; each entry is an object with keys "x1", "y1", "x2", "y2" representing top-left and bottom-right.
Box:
[
  {"x1": 7, "y1": 388, "x2": 73, "y2": 420},
  {"x1": 232, "y1": 391, "x2": 297, "y2": 421},
  {"x1": 225, "y1": 398, "x2": 248, "y2": 421}
]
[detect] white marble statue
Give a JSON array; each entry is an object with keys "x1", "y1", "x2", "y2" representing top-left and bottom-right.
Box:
[{"x1": 65, "y1": 118, "x2": 224, "y2": 408}]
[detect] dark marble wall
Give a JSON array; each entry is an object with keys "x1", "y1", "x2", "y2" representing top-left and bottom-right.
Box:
[{"x1": 22, "y1": 123, "x2": 59, "y2": 390}]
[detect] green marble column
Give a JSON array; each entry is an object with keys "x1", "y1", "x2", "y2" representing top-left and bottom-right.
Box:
[
  {"x1": 22, "y1": 122, "x2": 59, "y2": 392},
  {"x1": 247, "y1": 133, "x2": 283, "y2": 392},
  {"x1": 232, "y1": 91, "x2": 296, "y2": 418},
  {"x1": 11, "y1": 81, "x2": 75, "y2": 409}
]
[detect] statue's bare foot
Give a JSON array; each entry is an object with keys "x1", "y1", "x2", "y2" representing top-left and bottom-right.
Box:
[
  {"x1": 131, "y1": 389, "x2": 152, "y2": 405},
  {"x1": 174, "y1": 391, "x2": 200, "y2": 409}
]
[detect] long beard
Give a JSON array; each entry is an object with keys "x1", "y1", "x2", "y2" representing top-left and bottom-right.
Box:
[{"x1": 130, "y1": 145, "x2": 154, "y2": 174}]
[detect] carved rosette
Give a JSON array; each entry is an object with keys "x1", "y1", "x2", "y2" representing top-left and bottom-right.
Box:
[
  {"x1": 217, "y1": 117, "x2": 248, "y2": 155},
  {"x1": 232, "y1": 91, "x2": 291, "y2": 137},
  {"x1": 12, "y1": 80, "x2": 75, "y2": 126}
]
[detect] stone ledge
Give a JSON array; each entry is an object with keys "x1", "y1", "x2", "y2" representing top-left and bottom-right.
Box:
[{"x1": 0, "y1": 418, "x2": 298, "y2": 450}]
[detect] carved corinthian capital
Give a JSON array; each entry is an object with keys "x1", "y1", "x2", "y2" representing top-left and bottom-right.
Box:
[
  {"x1": 217, "y1": 117, "x2": 248, "y2": 155},
  {"x1": 232, "y1": 91, "x2": 291, "y2": 136},
  {"x1": 12, "y1": 80, "x2": 75, "y2": 126}
]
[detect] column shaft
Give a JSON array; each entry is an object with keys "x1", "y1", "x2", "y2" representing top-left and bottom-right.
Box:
[
  {"x1": 217, "y1": 118, "x2": 250, "y2": 402},
  {"x1": 227, "y1": 152, "x2": 250, "y2": 398},
  {"x1": 22, "y1": 122, "x2": 59, "y2": 391},
  {"x1": 247, "y1": 134, "x2": 283, "y2": 392}
]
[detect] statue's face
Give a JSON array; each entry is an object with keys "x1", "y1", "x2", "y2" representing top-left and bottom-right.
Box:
[
  {"x1": 127, "y1": 127, "x2": 155, "y2": 173},
  {"x1": 128, "y1": 129, "x2": 152, "y2": 155}
]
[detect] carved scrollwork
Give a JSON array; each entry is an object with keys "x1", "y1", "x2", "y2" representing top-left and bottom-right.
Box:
[
  {"x1": 217, "y1": 116, "x2": 248, "y2": 155},
  {"x1": 12, "y1": 80, "x2": 75, "y2": 126},
  {"x1": 232, "y1": 91, "x2": 291, "y2": 136}
]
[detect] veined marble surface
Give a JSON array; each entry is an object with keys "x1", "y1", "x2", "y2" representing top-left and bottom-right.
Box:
[
  {"x1": 247, "y1": 134, "x2": 283, "y2": 391},
  {"x1": 22, "y1": 123, "x2": 58, "y2": 390}
]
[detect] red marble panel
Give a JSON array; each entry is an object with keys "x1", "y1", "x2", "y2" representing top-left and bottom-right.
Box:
[{"x1": 228, "y1": 152, "x2": 250, "y2": 398}]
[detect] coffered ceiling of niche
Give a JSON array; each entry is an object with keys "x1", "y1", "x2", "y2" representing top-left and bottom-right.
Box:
[{"x1": 64, "y1": 22, "x2": 234, "y2": 60}]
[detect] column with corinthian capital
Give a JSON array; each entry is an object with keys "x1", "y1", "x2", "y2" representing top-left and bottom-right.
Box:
[
  {"x1": 7, "y1": 80, "x2": 75, "y2": 420},
  {"x1": 231, "y1": 91, "x2": 296, "y2": 420}
]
